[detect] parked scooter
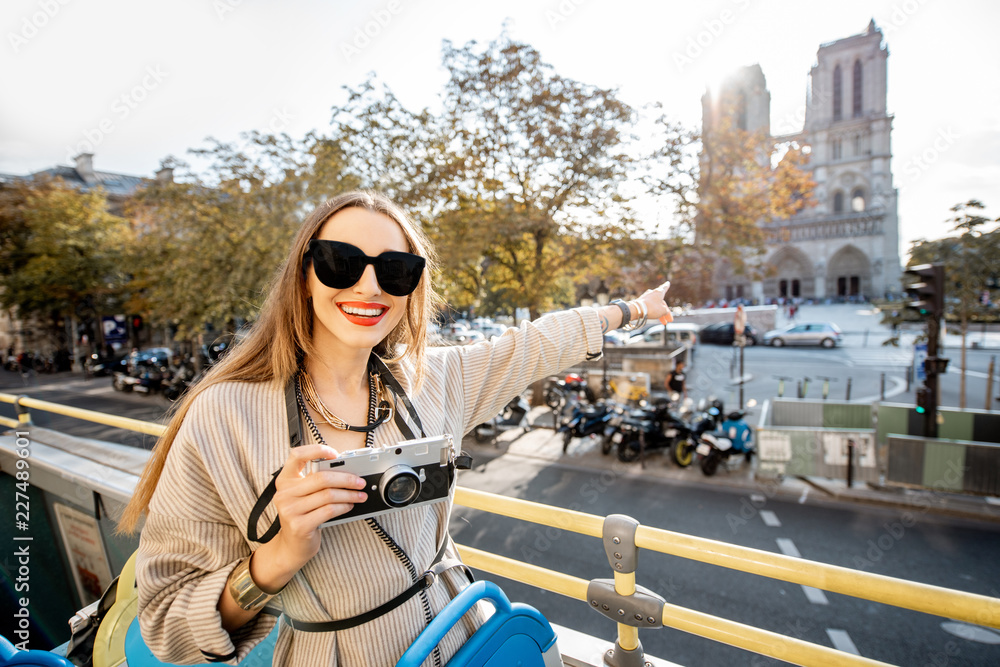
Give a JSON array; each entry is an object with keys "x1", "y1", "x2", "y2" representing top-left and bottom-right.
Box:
[
  {"x1": 559, "y1": 400, "x2": 615, "y2": 453},
  {"x1": 474, "y1": 394, "x2": 532, "y2": 444},
  {"x1": 612, "y1": 396, "x2": 695, "y2": 465},
  {"x1": 695, "y1": 409, "x2": 754, "y2": 476},
  {"x1": 543, "y1": 372, "x2": 597, "y2": 412}
]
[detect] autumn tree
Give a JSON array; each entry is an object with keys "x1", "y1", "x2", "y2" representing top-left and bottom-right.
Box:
[
  {"x1": 328, "y1": 36, "x2": 649, "y2": 317},
  {"x1": 0, "y1": 177, "x2": 131, "y2": 351},
  {"x1": 908, "y1": 200, "x2": 1000, "y2": 407},
  {"x1": 644, "y1": 92, "x2": 815, "y2": 303},
  {"x1": 127, "y1": 132, "x2": 326, "y2": 344}
]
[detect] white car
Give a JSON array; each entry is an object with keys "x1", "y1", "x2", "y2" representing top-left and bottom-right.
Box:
[{"x1": 764, "y1": 322, "x2": 843, "y2": 348}]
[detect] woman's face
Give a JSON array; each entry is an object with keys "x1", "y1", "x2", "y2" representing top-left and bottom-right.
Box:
[{"x1": 306, "y1": 207, "x2": 412, "y2": 355}]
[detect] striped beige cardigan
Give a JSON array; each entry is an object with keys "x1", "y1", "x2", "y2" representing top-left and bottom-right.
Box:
[{"x1": 136, "y1": 308, "x2": 603, "y2": 666}]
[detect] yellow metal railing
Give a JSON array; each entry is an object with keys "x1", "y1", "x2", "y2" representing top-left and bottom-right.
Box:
[{"x1": 4, "y1": 391, "x2": 1000, "y2": 667}]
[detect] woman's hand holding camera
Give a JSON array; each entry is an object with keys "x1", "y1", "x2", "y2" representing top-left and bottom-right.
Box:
[{"x1": 251, "y1": 445, "x2": 367, "y2": 592}]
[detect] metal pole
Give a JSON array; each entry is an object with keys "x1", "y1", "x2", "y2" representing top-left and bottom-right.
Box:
[
  {"x1": 880, "y1": 373, "x2": 885, "y2": 400},
  {"x1": 986, "y1": 355, "x2": 995, "y2": 411},
  {"x1": 797, "y1": 380, "x2": 803, "y2": 399},
  {"x1": 846, "y1": 439, "x2": 855, "y2": 488},
  {"x1": 863, "y1": 329, "x2": 869, "y2": 347},
  {"x1": 845, "y1": 377, "x2": 852, "y2": 401},
  {"x1": 739, "y1": 338, "x2": 745, "y2": 409}
]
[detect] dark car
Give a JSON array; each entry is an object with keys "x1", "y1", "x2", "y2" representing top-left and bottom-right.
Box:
[{"x1": 698, "y1": 322, "x2": 760, "y2": 346}]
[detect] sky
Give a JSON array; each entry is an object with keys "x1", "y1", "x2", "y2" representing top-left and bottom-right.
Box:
[{"x1": 2, "y1": 0, "x2": 998, "y2": 258}]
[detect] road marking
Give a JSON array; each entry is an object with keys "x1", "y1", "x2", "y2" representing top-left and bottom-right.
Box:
[
  {"x1": 826, "y1": 629, "x2": 860, "y2": 654},
  {"x1": 760, "y1": 510, "x2": 781, "y2": 527},
  {"x1": 802, "y1": 586, "x2": 829, "y2": 605},
  {"x1": 750, "y1": 493, "x2": 766, "y2": 504},
  {"x1": 941, "y1": 621, "x2": 1000, "y2": 644},
  {"x1": 776, "y1": 538, "x2": 800, "y2": 557},
  {"x1": 798, "y1": 487, "x2": 809, "y2": 504},
  {"x1": 777, "y1": 539, "x2": 829, "y2": 605},
  {"x1": 986, "y1": 497, "x2": 1000, "y2": 506}
]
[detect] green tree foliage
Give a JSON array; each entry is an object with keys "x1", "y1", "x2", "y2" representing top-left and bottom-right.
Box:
[
  {"x1": 329, "y1": 36, "x2": 649, "y2": 317},
  {"x1": 0, "y1": 178, "x2": 131, "y2": 344},
  {"x1": 127, "y1": 133, "x2": 321, "y2": 340},
  {"x1": 908, "y1": 200, "x2": 1000, "y2": 407}
]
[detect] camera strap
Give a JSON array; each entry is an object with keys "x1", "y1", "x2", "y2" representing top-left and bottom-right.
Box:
[
  {"x1": 262, "y1": 537, "x2": 473, "y2": 633},
  {"x1": 247, "y1": 353, "x2": 443, "y2": 543}
]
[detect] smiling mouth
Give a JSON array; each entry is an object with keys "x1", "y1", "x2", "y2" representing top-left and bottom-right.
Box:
[{"x1": 338, "y1": 304, "x2": 387, "y2": 319}]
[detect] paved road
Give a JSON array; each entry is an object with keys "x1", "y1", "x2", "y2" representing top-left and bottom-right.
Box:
[{"x1": 453, "y1": 448, "x2": 1000, "y2": 667}]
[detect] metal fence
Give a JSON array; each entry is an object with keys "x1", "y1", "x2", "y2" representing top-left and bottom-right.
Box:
[
  {"x1": 756, "y1": 426, "x2": 879, "y2": 482},
  {"x1": 886, "y1": 435, "x2": 1000, "y2": 496}
]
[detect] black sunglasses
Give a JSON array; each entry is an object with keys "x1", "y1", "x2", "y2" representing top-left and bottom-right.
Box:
[{"x1": 306, "y1": 240, "x2": 425, "y2": 297}]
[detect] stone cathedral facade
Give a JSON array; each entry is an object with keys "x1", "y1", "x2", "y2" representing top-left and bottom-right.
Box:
[{"x1": 704, "y1": 21, "x2": 902, "y2": 303}]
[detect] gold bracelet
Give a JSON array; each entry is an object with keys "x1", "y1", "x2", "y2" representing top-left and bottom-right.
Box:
[{"x1": 227, "y1": 554, "x2": 277, "y2": 611}]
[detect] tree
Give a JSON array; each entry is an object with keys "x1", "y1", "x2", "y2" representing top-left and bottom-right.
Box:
[
  {"x1": 0, "y1": 177, "x2": 131, "y2": 351},
  {"x1": 127, "y1": 132, "x2": 324, "y2": 343},
  {"x1": 908, "y1": 200, "x2": 1000, "y2": 408},
  {"x1": 645, "y1": 95, "x2": 815, "y2": 303},
  {"x1": 436, "y1": 35, "x2": 645, "y2": 316},
  {"x1": 329, "y1": 36, "x2": 650, "y2": 317}
]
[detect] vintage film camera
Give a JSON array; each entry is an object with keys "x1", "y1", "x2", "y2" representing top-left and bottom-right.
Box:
[{"x1": 306, "y1": 435, "x2": 456, "y2": 528}]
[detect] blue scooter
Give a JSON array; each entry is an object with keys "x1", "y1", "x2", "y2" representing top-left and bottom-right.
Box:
[
  {"x1": 695, "y1": 409, "x2": 754, "y2": 476},
  {"x1": 559, "y1": 400, "x2": 615, "y2": 453}
]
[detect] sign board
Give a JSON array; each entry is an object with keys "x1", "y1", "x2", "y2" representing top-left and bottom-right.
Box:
[
  {"x1": 53, "y1": 503, "x2": 113, "y2": 605},
  {"x1": 822, "y1": 432, "x2": 875, "y2": 468},
  {"x1": 914, "y1": 343, "x2": 927, "y2": 382},
  {"x1": 102, "y1": 315, "x2": 128, "y2": 344}
]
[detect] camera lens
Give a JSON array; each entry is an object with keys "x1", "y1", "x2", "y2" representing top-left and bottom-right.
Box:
[{"x1": 380, "y1": 465, "x2": 421, "y2": 507}]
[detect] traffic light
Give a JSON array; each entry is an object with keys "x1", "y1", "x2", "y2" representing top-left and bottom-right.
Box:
[
  {"x1": 131, "y1": 315, "x2": 143, "y2": 332},
  {"x1": 903, "y1": 264, "x2": 944, "y2": 318},
  {"x1": 915, "y1": 385, "x2": 930, "y2": 414}
]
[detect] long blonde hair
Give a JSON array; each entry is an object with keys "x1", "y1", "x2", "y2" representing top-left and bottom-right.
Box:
[{"x1": 119, "y1": 191, "x2": 441, "y2": 532}]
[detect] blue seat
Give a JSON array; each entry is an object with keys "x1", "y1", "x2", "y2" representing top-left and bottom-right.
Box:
[
  {"x1": 124, "y1": 618, "x2": 277, "y2": 667},
  {"x1": 397, "y1": 581, "x2": 560, "y2": 667},
  {"x1": 0, "y1": 635, "x2": 74, "y2": 667}
]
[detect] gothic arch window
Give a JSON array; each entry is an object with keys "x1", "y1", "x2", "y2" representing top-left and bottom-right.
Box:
[
  {"x1": 833, "y1": 191, "x2": 845, "y2": 213},
  {"x1": 832, "y1": 138, "x2": 842, "y2": 160},
  {"x1": 833, "y1": 64, "x2": 843, "y2": 121},
  {"x1": 852, "y1": 59, "x2": 863, "y2": 117},
  {"x1": 851, "y1": 188, "x2": 866, "y2": 212}
]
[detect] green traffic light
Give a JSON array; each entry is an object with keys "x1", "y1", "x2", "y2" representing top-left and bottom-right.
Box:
[{"x1": 915, "y1": 406, "x2": 926, "y2": 414}]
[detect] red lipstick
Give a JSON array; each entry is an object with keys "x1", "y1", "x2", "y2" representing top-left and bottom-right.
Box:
[{"x1": 337, "y1": 301, "x2": 389, "y2": 327}]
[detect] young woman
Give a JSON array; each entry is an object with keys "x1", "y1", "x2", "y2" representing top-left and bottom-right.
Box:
[{"x1": 120, "y1": 191, "x2": 671, "y2": 666}]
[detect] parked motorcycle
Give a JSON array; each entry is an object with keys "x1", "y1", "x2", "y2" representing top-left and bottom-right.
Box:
[
  {"x1": 559, "y1": 400, "x2": 615, "y2": 453},
  {"x1": 162, "y1": 357, "x2": 197, "y2": 401},
  {"x1": 111, "y1": 348, "x2": 172, "y2": 395},
  {"x1": 474, "y1": 394, "x2": 532, "y2": 444},
  {"x1": 696, "y1": 410, "x2": 754, "y2": 476},
  {"x1": 543, "y1": 372, "x2": 597, "y2": 412},
  {"x1": 612, "y1": 396, "x2": 695, "y2": 465}
]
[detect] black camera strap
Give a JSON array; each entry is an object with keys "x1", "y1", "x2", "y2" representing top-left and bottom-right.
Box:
[{"x1": 247, "y1": 352, "x2": 463, "y2": 543}]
